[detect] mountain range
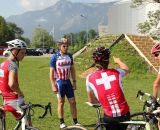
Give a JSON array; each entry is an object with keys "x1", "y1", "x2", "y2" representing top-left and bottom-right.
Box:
[{"x1": 6, "y1": 0, "x2": 114, "y2": 39}]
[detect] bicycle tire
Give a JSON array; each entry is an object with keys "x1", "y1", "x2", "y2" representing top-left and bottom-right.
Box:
[{"x1": 64, "y1": 125, "x2": 88, "y2": 130}]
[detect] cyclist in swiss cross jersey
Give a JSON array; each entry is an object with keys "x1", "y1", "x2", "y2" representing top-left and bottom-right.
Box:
[
  {"x1": 49, "y1": 38, "x2": 80, "y2": 129},
  {"x1": 86, "y1": 47, "x2": 130, "y2": 130},
  {"x1": 0, "y1": 39, "x2": 30, "y2": 125}
]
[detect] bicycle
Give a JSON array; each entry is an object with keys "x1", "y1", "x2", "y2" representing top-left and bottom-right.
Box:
[
  {"x1": 86, "y1": 101, "x2": 160, "y2": 130},
  {"x1": 131, "y1": 90, "x2": 160, "y2": 130},
  {"x1": 0, "y1": 102, "x2": 52, "y2": 130}
]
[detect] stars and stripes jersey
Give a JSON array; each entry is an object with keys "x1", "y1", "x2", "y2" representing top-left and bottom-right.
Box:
[
  {"x1": 50, "y1": 51, "x2": 73, "y2": 80},
  {"x1": 86, "y1": 68, "x2": 129, "y2": 117}
]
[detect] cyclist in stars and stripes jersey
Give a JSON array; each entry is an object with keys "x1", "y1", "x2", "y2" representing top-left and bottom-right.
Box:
[{"x1": 49, "y1": 38, "x2": 80, "y2": 129}]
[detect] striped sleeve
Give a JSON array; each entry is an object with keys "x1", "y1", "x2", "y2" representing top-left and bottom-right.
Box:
[
  {"x1": 116, "y1": 68, "x2": 126, "y2": 78},
  {"x1": 50, "y1": 54, "x2": 56, "y2": 68}
]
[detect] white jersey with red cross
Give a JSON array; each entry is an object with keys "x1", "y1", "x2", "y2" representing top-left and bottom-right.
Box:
[{"x1": 86, "y1": 68, "x2": 129, "y2": 117}]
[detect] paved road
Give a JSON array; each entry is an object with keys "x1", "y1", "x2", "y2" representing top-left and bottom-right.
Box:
[
  {"x1": 25, "y1": 54, "x2": 52, "y2": 58},
  {"x1": 0, "y1": 54, "x2": 53, "y2": 58}
]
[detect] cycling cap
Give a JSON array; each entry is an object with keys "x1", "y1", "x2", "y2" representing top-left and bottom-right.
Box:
[
  {"x1": 57, "y1": 38, "x2": 68, "y2": 45},
  {"x1": 6, "y1": 39, "x2": 27, "y2": 50},
  {"x1": 92, "y1": 47, "x2": 110, "y2": 63},
  {"x1": 151, "y1": 42, "x2": 160, "y2": 55}
]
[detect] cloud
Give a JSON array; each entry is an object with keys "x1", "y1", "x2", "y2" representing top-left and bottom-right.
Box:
[
  {"x1": 99, "y1": 0, "x2": 120, "y2": 2},
  {"x1": 36, "y1": 17, "x2": 47, "y2": 22},
  {"x1": 19, "y1": 0, "x2": 120, "y2": 11},
  {"x1": 19, "y1": 0, "x2": 59, "y2": 11}
]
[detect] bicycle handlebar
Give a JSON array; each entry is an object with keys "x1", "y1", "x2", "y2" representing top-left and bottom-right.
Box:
[
  {"x1": 136, "y1": 90, "x2": 160, "y2": 111},
  {"x1": 18, "y1": 102, "x2": 52, "y2": 120},
  {"x1": 136, "y1": 90, "x2": 151, "y2": 102}
]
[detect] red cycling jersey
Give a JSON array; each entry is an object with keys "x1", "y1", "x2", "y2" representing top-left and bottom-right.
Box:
[
  {"x1": 0, "y1": 60, "x2": 18, "y2": 101},
  {"x1": 86, "y1": 69, "x2": 129, "y2": 117}
]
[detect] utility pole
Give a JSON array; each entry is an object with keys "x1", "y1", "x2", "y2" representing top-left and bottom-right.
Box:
[
  {"x1": 80, "y1": 14, "x2": 89, "y2": 44},
  {"x1": 51, "y1": 24, "x2": 55, "y2": 39}
]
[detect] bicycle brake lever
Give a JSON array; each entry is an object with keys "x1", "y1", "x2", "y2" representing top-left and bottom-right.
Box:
[{"x1": 137, "y1": 90, "x2": 145, "y2": 98}]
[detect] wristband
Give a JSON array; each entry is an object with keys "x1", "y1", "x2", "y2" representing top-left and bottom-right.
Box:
[{"x1": 73, "y1": 80, "x2": 76, "y2": 82}]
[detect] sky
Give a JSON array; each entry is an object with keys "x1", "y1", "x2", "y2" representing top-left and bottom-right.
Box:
[{"x1": 0, "y1": 0, "x2": 120, "y2": 18}]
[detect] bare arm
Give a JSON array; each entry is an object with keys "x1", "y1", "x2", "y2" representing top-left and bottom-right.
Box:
[
  {"x1": 70, "y1": 65, "x2": 76, "y2": 81},
  {"x1": 70, "y1": 65, "x2": 76, "y2": 90},
  {"x1": 8, "y1": 71, "x2": 24, "y2": 97},
  {"x1": 49, "y1": 67, "x2": 58, "y2": 94},
  {"x1": 113, "y1": 57, "x2": 129, "y2": 72},
  {"x1": 153, "y1": 74, "x2": 160, "y2": 98},
  {"x1": 87, "y1": 90, "x2": 99, "y2": 104}
]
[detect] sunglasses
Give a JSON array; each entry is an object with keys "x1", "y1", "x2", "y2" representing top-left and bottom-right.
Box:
[
  {"x1": 62, "y1": 45, "x2": 68, "y2": 48},
  {"x1": 154, "y1": 53, "x2": 160, "y2": 57}
]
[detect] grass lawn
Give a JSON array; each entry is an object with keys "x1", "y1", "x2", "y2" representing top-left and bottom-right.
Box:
[{"x1": 0, "y1": 56, "x2": 156, "y2": 130}]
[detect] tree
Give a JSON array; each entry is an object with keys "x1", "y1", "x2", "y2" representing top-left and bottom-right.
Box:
[
  {"x1": 131, "y1": 0, "x2": 160, "y2": 39},
  {"x1": 7, "y1": 22, "x2": 24, "y2": 39},
  {"x1": 31, "y1": 27, "x2": 54, "y2": 48},
  {"x1": 78, "y1": 31, "x2": 87, "y2": 44},
  {"x1": 131, "y1": 0, "x2": 160, "y2": 7},
  {"x1": 88, "y1": 29, "x2": 98, "y2": 40}
]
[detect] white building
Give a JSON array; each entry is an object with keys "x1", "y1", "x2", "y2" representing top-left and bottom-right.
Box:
[
  {"x1": 98, "y1": 23, "x2": 108, "y2": 37},
  {"x1": 107, "y1": 0, "x2": 160, "y2": 35}
]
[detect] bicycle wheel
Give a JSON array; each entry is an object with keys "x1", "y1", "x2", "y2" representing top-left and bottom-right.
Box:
[
  {"x1": 148, "y1": 118, "x2": 158, "y2": 130},
  {"x1": 64, "y1": 125, "x2": 88, "y2": 130}
]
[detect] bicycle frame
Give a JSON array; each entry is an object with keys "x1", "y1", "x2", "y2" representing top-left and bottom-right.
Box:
[{"x1": 14, "y1": 109, "x2": 30, "y2": 130}]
